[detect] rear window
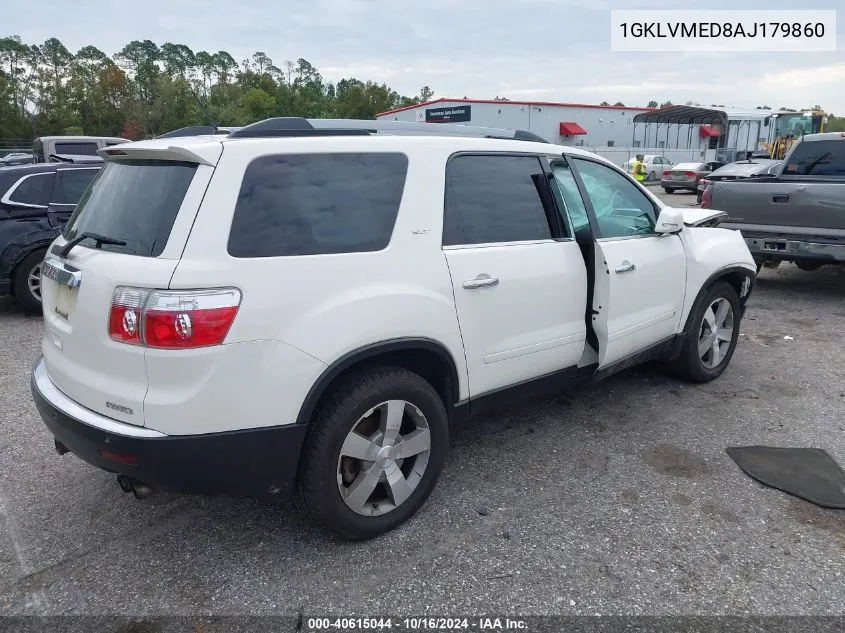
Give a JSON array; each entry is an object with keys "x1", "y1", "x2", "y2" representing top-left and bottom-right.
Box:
[
  {"x1": 783, "y1": 140, "x2": 845, "y2": 176},
  {"x1": 64, "y1": 159, "x2": 198, "y2": 257},
  {"x1": 672, "y1": 163, "x2": 704, "y2": 171},
  {"x1": 228, "y1": 153, "x2": 408, "y2": 258},
  {"x1": 54, "y1": 141, "x2": 99, "y2": 156}
]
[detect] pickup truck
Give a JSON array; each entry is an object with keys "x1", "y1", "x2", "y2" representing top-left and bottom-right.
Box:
[{"x1": 702, "y1": 132, "x2": 845, "y2": 272}]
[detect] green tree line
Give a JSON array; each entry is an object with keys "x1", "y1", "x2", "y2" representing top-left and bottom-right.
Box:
[{"x1": 0, "y1": 35, "x2": 430, "y2": 140}]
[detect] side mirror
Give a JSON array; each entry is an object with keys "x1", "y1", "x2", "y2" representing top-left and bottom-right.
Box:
[{"x1": 655, "y1": 208, "x2": 684, "y2": 234}]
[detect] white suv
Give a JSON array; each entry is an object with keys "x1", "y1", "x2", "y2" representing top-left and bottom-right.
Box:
[{"x1": 30, "y1": 118, "x2": 756, "y2": 540}]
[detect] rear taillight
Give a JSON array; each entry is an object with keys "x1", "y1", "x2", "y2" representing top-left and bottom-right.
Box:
[
  {"x1": 700, "y1": 178, "x2": 711, "y2": 188},
  {"x1": 684, "y1": 171, "x2": 697, "y2": 178},
  {"x1": 108, "y1": 287, "x2": 148, "y2": 345},
  {"x1": 108, "y1": 287, "x2": 241, "y2": 349},
  {"x1": 701, "y1": 186, "x2": 712, "y2": 208},
  {"x1": 663, "y1": 170, "x2": 670, "y2": 177}
]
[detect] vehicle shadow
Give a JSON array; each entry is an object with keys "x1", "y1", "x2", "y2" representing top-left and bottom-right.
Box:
[{"x1": 0, "y1": 296, "x2": 39, "y2": 318}]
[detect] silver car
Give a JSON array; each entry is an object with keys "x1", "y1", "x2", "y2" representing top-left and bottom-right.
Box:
[
  {"x1": 696, "y1": 159, "x2": 782, "y2": 203},
  {"x1": 661, "y1": 161, "x2": 723, "y2": 194}
]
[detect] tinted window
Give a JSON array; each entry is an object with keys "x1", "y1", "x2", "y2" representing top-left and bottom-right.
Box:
[
  {"x1": 7, "y1": 172, "x2": 54, "y2": 206},
  {"x1": 64, "y1": 160, "x2": 197, "y2": 257},
  {"x1": 54, "y1": 142, "x2": 99, "y2": 156},
  {"x1": 444, "y1": 155, "x2": 551, "y2": 246},
  {"x1": 783, "y1": 140, "x2": 845, "y2": 176},
  {"x1": 228, "y1": 153, "x2": 408, "y2": 258},
  {"x1": 570, "y1": 158, "x2": 656, "y2": 239},
  {"x1": 53, "y1": 169, "x2": 98, "y2": 204}
]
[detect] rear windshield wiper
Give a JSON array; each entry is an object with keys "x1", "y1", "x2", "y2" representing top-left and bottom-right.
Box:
[{"x1": 59, "y1": 232, "x2": 127, "y2": 258}]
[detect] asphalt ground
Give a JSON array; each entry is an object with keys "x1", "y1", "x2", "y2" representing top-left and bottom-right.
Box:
[{"x1": 0, "y1": 190, "x2": 843, "y2": 618}]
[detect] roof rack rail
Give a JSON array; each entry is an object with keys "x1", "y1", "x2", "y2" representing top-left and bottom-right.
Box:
[
  {"x1": 155, "y1": 125, "x2": 241, "y2": 139},
  {"x1": 227, "y1": 117, "x2": 549, "y2": 143}
]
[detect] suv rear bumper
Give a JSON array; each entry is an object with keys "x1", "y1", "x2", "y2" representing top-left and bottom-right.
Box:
[{"x1": 30, "y1": 357, "x2": 307, "y2": 499}]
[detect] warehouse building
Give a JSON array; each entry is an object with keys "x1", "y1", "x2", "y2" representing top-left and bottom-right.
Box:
[{"x1": 376, "y1": 98, "x2": 780, "y2": 166}]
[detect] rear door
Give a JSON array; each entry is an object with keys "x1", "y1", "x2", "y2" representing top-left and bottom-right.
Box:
[
  {"x1": 777, "y1": 139, "x2": 845, "y2": 231},
  {"x1": 40, "y1": 153, "x2": 218, "y2": 427},
  {"x1": 442, "y1": 153, "x2": 588, "y2": 398},
  {"x1": 566, "y1": 157, "x2": 686, "y2": 366}
]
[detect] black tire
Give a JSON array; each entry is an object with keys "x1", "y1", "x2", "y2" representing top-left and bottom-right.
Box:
[
  {"x1": 296, "y1": 366, "x2": 449, "y2": 540},
  {"x1": 663, "y1": 187, "x2": 674, "y2": 194},
  {"x1": 12, "y1": 249, "x2": 47, "y2": 314},
  {"x1": 667, "y1": 281, "x2": 742, "y2": 384}
]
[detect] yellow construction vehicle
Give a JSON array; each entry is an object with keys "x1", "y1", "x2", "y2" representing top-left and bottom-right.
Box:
[{"x1": 763, "y1": 110, "x2": 828, "y2": 159}]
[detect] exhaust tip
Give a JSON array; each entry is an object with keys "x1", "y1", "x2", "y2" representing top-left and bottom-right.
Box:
[{"x1": 116, "y1": 475, "x2": 155, "y2": 499}]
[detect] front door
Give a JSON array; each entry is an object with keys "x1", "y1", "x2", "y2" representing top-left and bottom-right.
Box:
[
  {"x1": 566, "y1": 157, "x2": 687, "y2": 366},
  {"x1": 442, "y1": 153, "x2": 588, "y2": 398}
]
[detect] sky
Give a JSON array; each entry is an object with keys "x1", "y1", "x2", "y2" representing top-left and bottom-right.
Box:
[{"x1": 4, "y1": 0, "x2": 844, "y2": 114}]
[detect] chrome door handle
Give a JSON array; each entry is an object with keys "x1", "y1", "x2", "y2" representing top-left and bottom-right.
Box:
[
  {"x1": 615, "y1": 261, "x2": 636, "y2": 274},
  {"x1": 462, "y1": 276, "x2": 499, "y2": 289}
]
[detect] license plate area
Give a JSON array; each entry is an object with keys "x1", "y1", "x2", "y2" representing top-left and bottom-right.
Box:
[
  {"x1": 763, "y1": 240, "x2": 787, "y2": 252},
  {"x1": 54, "y1": 284, "x2": 78, "y2": 320}
]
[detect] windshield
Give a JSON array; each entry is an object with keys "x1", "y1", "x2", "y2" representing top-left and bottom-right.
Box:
[
  {"x1": 63, "y1": 159, "x2": 198, "y2": 257},
  {"x1": 775, "y1": 114, "x2": 814, "y2": 138}
]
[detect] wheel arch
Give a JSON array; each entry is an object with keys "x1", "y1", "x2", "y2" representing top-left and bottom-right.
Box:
[
  {"x1": 7, "y1": 240, "x2": 52, "y2": 296},
  {"x1": 295, "y1": 337, "x2": 463, "y2": 426},
  {"x1": 681, "y1": 265, "x2": 755, "y2": 336}
]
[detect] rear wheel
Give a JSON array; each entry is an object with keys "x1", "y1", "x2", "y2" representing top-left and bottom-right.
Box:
[
  {"x1": 663, "y1": 187, "x2": 674, "y2": 194},
  {"x1": 667, "y1": 282, "x2": 741, "y2": 383},
  {"x1": 12, "y1": 249, "x2": 47, "y2": 314},
  {"x1": 646, "y1": 171, "x2": 656, "y2": 182},
  {"x1": 297, "y1": 366, "x2": 449, "y2": 540}
]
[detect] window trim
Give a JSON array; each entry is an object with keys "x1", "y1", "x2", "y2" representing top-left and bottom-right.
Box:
[
  {"x1": 442, "y1": 150, "x2": 568, "y2": 249},
  {"x1": 1, "y1": 172, "x2": 54, "y2": 209},
  {"x1": 51, "y1": 167, "x2": 101, "y2": 205},
  {"x1": 564, "y1": 153, "x2": 662, "y2": 242}
]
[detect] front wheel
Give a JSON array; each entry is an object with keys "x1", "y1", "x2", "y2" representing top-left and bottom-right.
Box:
[
  {"x1": 667, "y1": 281, "x2": 742, "y2": 383},
  {"x1": 12, "y1": 249, "x2": 47, "y2": 314},
  {"x1": 296, "y1": 366, "x2": 449, "y2": 540}
]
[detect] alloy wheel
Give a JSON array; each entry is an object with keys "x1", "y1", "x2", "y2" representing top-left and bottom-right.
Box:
[
  {"x1": 698, "y1": 297, "x2": 734, "y2": 369},
  {"x1": 337, "y1": 400, "x2": 431, "y2": 517}
]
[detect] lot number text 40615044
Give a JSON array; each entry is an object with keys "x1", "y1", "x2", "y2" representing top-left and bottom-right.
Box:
[{"x1": 306, "y1": 617, "x2": 528, "y2": 630}]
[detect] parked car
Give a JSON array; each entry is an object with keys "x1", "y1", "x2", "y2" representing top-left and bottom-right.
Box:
[
  {"x1": 31, "y1": 136, "x2": 129, "y2": 163},
  {"x1": 696, "y1": 159, "x2": 782, "y2": 203},
  {"x1": 662, "y1": 161, "x2": 724, "y2": 193},
  {"x1": 0, "y1": 162, "x2": 102, "y2": 311},
  {"x1": 704, "y1": 132, "x2": 845, "y2": 272},
  {"x1": 0, "y1": 152, "x2": 36, "y2": 166},
  {"x1": 30, "y1": 118, "x2": 756, "y2": 540},
  {"x1": 623, "y1": 154, "x2": 674, "y2": 182}
]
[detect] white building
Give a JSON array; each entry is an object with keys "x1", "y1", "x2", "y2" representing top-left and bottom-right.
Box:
[{"x1": 377, "y1": 98, "x2": 783, "y2": 166}]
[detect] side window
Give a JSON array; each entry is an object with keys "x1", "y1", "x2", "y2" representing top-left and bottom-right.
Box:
[
  {"x1": 53, "y1": 169, "x2": 98, "y2": 204},
  {"x1": 5, "y1": 173, "x2": 54, "y2": 207},
  {"x1": 53, "y1": 142, "x2": 99, "y2": 156},
  {"x1": 228, "y1": 152, "x2": 408, "y2": 257},
  {"x1": 444, "y1": 154, "x2": 552, "y2": 246},
  {"x1": 547, "y1": 158, "x2": 590, "y2": 236},
  {"x1": 783, "y1": 140, "x2": 845, "y2": 176},
  {"x1": 569, "y1": 158, "x2": 657, "y2": 239}
]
